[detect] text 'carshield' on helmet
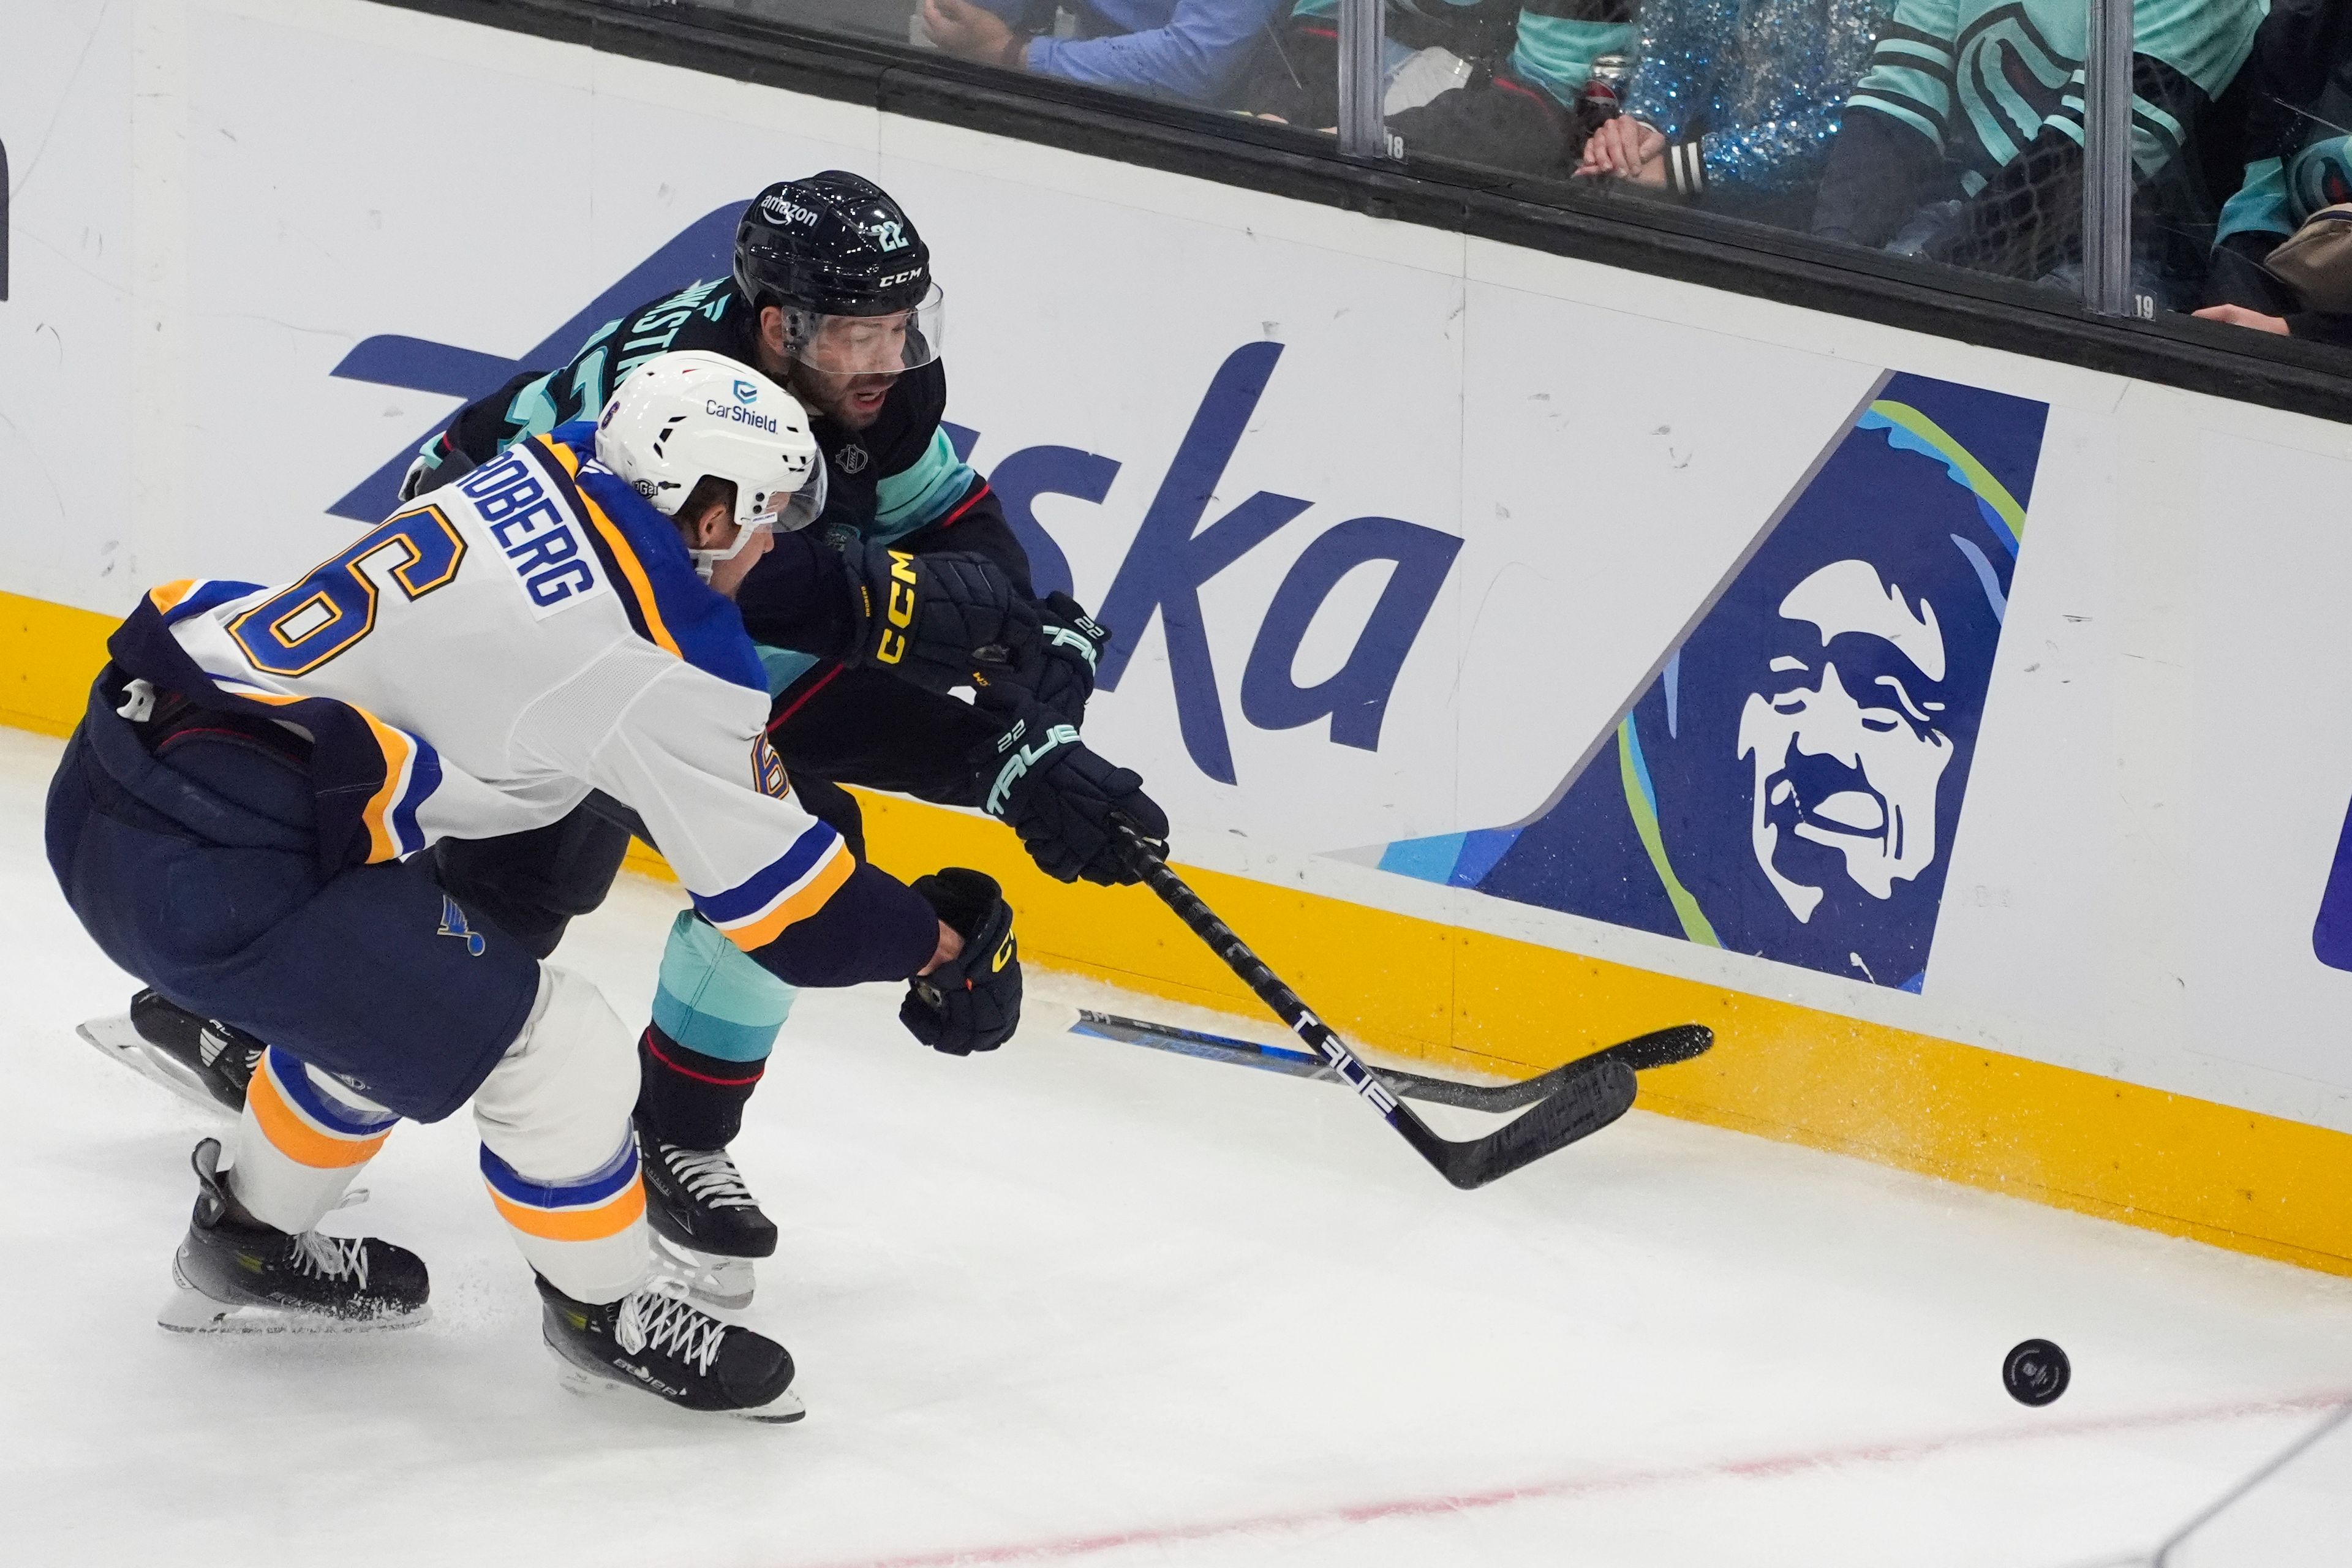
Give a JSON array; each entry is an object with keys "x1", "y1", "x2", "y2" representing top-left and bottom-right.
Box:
[
  {"x1": 733, "y1": 172, "x2": 944, "y2": 375},
  {"x1": 594, "y1": 351, "x2": 829, "y2": 578}
]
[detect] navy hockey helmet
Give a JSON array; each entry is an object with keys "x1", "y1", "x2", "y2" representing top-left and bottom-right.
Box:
[{"x1": 734, "y1": 172, "x2": 943, "y2": 372}]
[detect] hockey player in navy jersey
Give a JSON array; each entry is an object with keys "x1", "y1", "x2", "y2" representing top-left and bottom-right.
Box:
[
  {"x1": 428, "y1": 170, "x2": 1166, "y2": 1306},
  {"x1": 108, "y1": 171, "x2": 1168, "y2": 1309},
  {"x1": 45, "y1": 352, "x2": 1027, "y2": 1420}
]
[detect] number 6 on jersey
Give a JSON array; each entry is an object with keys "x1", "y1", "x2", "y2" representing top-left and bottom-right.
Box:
[{"x1": 229, "y1": 508, "x2": 467, "y2": 676}]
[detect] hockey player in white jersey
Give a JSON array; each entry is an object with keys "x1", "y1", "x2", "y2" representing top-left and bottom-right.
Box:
[{"x1": 43, "y1": 351, "x2": 1023, "y2": 1420}]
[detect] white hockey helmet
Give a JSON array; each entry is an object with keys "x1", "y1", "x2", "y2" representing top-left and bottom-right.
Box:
[{"x1": 594, "y1": 349, "x2": 828, "y2": 578}]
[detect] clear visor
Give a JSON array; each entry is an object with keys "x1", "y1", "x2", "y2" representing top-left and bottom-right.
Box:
[
  {"x1": 786, "y1": 284, "x2": 944, "y2": 376},
  {"x1": 754, "y1": 448, "x2": 828, "y2": 534}
]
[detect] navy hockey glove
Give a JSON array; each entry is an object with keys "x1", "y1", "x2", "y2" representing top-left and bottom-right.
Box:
[
  {"x1": 900, "y1": 869, "x2": 1022, "y2": 1056},
  {"x1": 840, "y1": 537, "x2": 1040, "y2": 693},
  {"x1": 974, "y1": 592, "x2": 1109, "y2": 728},
  {"x1": 976, "y1": 701, "x2": 1170, "y2": 886}
]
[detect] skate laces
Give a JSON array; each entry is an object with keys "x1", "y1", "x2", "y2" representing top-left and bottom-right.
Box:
[
  {"x1": 616, "y1": 1289, "x2": 728, "y2": 1375},
  {"x1": 662, "y1": 1145, "x2": 758, "y2": 1210},
  {"x1": 290, "y1": 1231, "x2": 372, "y2": 1288}
]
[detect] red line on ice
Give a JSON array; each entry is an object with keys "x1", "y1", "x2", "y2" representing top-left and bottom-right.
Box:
[{"x1": 793, "y1": 1388, "x2": 2352, "y2": 1567}]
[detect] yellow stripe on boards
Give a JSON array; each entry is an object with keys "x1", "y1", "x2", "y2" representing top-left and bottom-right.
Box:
[
  {"x1": 6, "y1": 588, "x2": 2351, "y2": 1277},
  {"x1": 0, "y1": 590, "x2": 116, "y2": 737},
  {"x1": 627, "y1": 789, "x2": 2352, "y2": 1280}
]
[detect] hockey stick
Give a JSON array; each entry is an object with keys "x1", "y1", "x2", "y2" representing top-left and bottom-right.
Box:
[
  {"x1": 1112, "y1": 825, "x2": 1640, "y2": 1190},
  {"x1": 1071, "y1": 1010, "x2": 1712, "y2": 1111}
]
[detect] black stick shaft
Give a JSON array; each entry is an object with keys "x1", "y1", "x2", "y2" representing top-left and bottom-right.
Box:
[
  {"x1": 1117, "y1": 832, "x2": 1429, "y2": 1134},
  {"x1": 1112, "y1": 826, "x2": 1643, "y2": 1189}
]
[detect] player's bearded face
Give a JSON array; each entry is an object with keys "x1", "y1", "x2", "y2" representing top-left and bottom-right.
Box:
[{"x1": 789, "y1": 313, "x2": 909, "y2": 429}]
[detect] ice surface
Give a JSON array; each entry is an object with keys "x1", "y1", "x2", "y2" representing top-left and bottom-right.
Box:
[{"x1": 5, "y1": 725, "x2": 2351, "y2": 1567}]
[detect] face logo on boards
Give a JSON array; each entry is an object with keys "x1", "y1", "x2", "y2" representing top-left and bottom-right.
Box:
[{"x1": 1376, "y1": 373, "x2": 2049, "y2": 996}]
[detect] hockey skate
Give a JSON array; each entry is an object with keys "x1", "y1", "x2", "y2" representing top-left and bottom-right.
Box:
[
  {"x1": 159, "y1": 1139, "x2": 430, "y2": 1333},
  {"x1": 638, "y1": 1122, "x2": 777, "y2": 1310},
  {"x1": 78, "y1": 990, "x2": 259, "y2": 1116},
  {"x1": 538, "y1": 1273, "x2": 804, "y2": 1422}
]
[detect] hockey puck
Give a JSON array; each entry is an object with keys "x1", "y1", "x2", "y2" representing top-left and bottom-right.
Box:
[{"x1": 2002, "y1": 1339, "x2": 2070, "y2": 1406}]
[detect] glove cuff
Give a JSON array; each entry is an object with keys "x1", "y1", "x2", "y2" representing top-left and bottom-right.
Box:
[{"x1": 975, "y1": 706, "x2": 1080, "y2": 821}]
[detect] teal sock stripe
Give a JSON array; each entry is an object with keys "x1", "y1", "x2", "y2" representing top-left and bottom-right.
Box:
[{"x1": 649, "y1": 910, "x2": 797, "y2": 1063}]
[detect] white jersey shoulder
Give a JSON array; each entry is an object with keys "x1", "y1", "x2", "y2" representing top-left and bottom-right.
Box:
[{"x1": 146, "y1": 434, "x2": 853, "y2": 948}]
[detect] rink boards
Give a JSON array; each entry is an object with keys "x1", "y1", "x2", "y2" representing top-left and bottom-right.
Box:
[{"x1": 6, "y1": 0, "x2": 2352, "y2": 1272}]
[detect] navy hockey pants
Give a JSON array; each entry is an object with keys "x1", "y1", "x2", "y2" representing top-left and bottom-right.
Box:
[{"x1": 45, "y1": 678, "x2": 541, "y2": 1122}]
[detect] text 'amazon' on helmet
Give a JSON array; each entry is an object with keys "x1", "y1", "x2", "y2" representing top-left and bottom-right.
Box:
[{"x1": 733, "y1": 172, "x2": 944, "y2": 374}]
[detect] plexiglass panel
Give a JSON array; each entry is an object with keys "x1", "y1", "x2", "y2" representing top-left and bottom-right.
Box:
[{"x1": 603, "y1": 0, "x2": 2328, "y2": 339}]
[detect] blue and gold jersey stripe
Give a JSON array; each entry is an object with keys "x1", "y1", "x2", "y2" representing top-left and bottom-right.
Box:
[
  {"x1": 692, "y1": 819, "x2": 856, "y2": 953},
  {"x1": 524, "y1": 434, "x2": 682, "y2": 661}
]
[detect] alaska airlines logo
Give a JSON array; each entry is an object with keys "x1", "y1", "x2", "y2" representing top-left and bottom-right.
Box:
[
  {"x1": 1378, "y1": 373, "x2": 2048, "y2": 995},
  {"x1": 327, "y1": 203, "x2": 1461, "y2": 788}
]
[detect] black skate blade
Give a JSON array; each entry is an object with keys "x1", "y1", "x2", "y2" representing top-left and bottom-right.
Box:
[
  {"x1": 157, "y1": 1272, "x2": 431, "y2": 1335},
  {"x1": 78, "y1": 1016, "x2": 236, "y2": 1118},
  {"x1": 550, "y1": 1354, "x2": 806, "y2": 1423}
]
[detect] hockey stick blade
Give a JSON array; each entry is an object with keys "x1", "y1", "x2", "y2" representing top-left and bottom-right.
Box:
[
  {"x1": 1460, "y1": 1023, "x2": 1716, "y2": 1113},
  {"x1": 1111, "y1": 824, "x2": 1644, "y2": 1189},
  {"x1": 1411, "y1": 1058, "x2": 1639, "y2": 1191},
  {"x1": 1072, "y1": 1011, "x2": 1711, "y2": 1113}
]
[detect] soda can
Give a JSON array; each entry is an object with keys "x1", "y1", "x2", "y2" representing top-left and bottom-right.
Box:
[{"x1": 1580, "y1": 53, "x2": 1633, "y2": 119}]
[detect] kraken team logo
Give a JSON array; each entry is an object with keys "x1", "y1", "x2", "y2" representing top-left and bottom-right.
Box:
[{"x1": 1953, "y1": 9, "x2": 2071, "y2": 172}]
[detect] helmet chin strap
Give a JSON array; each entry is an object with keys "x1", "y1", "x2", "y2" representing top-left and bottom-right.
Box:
[{"x1": 687, "y1": 518, "x2": 772, "y2": 582}]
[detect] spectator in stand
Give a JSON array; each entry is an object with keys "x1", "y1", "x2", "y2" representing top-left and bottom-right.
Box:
[
  {"x1": 921, "y1": 0, "x2": 1286, "y2": 108},
  {"x1": 2193, "y1": 0, "x2": 2352, "y2": 343},
  {"x1": 1809, "y1": 0, "x2": 2260, "y2": 305},
  {"x1": 1572, "y1": 0, "x2": 1886, "y2": 228},
  {"x1": 1382, "y1": 1, "x2": 1640, "y2": 179}
]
